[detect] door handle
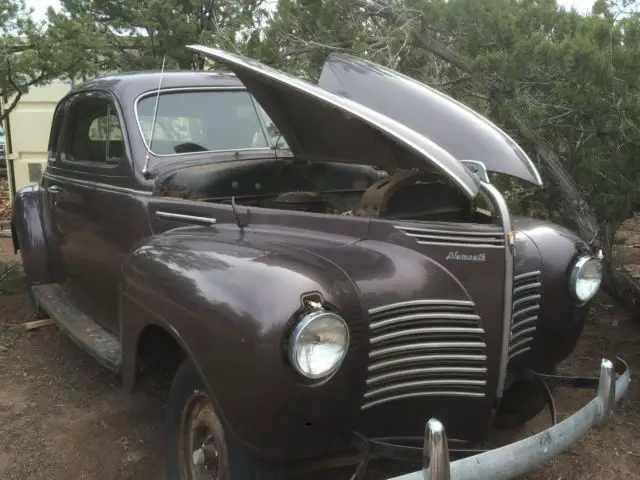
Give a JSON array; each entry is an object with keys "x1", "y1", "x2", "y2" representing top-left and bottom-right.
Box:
[{"x1": 47, "y1": 185, "x2": 60, "y2": 194}]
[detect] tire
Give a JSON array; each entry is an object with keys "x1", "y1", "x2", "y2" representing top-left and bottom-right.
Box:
[
  {"x1": 494, "y1": 370, "x2": 555, "y2": 429},
  {"x1": 165, "y1": 359, "x2": 285, "y2": 480}
]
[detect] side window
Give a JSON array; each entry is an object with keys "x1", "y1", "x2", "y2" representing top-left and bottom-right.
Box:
[
  {"x1": 64, "y1": 94, "x2": 125, "y2": 165},
  {"x1": 254, "y1": 101, "x2": 289, "y2": 149}
]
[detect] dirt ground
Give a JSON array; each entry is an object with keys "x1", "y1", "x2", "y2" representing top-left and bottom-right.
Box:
[{"x1": 1, "y1": 230, "x2": 640, "y2": 480}]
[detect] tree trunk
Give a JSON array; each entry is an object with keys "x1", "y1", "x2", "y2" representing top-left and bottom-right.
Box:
[{"x1": 599, "y1": 221, "x2": 640, "y2": 319}]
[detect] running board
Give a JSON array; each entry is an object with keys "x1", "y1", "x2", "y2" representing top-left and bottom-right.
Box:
[{"x1": 31, "y1": 284, "x2": 122, "y2": 372}]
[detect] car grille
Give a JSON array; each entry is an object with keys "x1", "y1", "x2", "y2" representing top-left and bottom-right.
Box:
[
  {"x1": 508, "y1": 270, "x2": 542, "y2": 362},
  {"x1": 393, "y1": 225, "x2": 504, "y2": 248},
  {"x1": 362, "y1": 299, "x2": 487, "y2": 410}
]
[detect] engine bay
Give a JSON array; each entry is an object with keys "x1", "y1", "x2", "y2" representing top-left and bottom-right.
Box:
[{"x1": 154, "y1": 158, "x2": 496, "y2": 224}]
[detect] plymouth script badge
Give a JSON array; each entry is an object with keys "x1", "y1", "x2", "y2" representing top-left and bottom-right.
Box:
[{"x1": 446, "y1": 251, "x2": 487, "y2": 262}]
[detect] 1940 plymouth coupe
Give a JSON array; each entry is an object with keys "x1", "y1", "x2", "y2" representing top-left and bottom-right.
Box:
[{"x1": 11, "y1": 45, "x2": 630, "y2": 479}]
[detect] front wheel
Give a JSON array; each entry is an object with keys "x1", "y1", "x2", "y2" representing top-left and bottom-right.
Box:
[
  {"x1": 165, "y1": 359, "x2": 284, "y2": 480},
  {"x1": 494, "y1": 369, "x2": 555, "y2": 429}
]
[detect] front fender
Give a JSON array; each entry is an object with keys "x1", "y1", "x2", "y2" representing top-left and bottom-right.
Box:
[
  {"x1": 513, "y1": 216, "x2": 591, "y2": 368},
  {"x1": 11, "y1": 184, "x2": 52, "y2": 284},
  {"x1": 120, "y1": 229, "x2": 366, "y2": 460}
]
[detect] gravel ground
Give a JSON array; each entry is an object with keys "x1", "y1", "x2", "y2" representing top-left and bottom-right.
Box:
[{"x1": 1, "y1": 236, "x2": 640, "y2": 479}]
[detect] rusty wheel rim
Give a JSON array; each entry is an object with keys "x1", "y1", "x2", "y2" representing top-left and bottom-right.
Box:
[{"x1": 179, "y1": 390, "x2": 229, "y2": 480}]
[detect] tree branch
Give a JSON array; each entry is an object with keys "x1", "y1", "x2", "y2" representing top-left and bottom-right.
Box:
[{"x1": 414, "y1": 32, "x2": 473, "y2": 73}]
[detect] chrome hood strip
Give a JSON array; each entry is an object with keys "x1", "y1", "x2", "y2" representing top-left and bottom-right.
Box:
[{"x1": 480, "y1": 182, "x2": 514, "y2": 399}]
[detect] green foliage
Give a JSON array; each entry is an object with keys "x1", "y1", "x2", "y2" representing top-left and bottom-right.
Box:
[
  {"x1": 4, "y1": 0, "x2": 640, "y2": 263},
  {"x1": 0, "y1": 262, "x2": 26, "y2": 295},
  {"x1": 0, "y1": 0, "x2": 100, "y2": 122},
  {"x1": 53, "y1": 0, "x2": 271, "y2": 70},
  {"x1": 259, "y1": 0, "x2": 640, "y2": 245}
]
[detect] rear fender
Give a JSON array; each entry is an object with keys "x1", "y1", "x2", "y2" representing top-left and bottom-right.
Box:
[
  {"x1": 11, "y1": 184, "x2": 52, "y2": 284},
  {"x1": 119, "y1": 230, "x2": 365, "y2": 458}
]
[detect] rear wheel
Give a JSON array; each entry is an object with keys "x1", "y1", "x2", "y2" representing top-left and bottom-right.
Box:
[{"x1": 165, "y1": 359, "x2": 284, "y2": 480}]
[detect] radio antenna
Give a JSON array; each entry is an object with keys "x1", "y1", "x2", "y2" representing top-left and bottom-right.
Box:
[{"x1": 142, "y1": 55, "x2": 166, "y2": 179}]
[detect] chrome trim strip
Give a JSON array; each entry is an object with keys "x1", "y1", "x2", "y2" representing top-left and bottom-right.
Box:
[
  {"x1": 508, "y1": 346, "x2": 531, "y2": 360},
  {"x1": 514, "y1": 270, "x2": 541, "y2": 281},
  {"x1": 513, "y1": 282, "x2": 541, "y2": 295},
  {"x1": 513, "y1": 304, "x2": 540, "y2": 319},
  {"x1": 480, "y1": 182, "x2": 514, "y2": 399},
  {"x1": 367, "y1": 366, "x2": 488, "y2": 385},
  {"x1": 155, "y1": 211, "x2": 217, "y2": 225},
  {"x1": 365, "y1": 300, "x2": 487, "y2": 406},
  {"x1": 368, "y1": 299, "x2": 474, "y2": 316},
  {"x1": 509, "y1": 337, "x2": 533, "y2": 353},
  {"x1": 368, "y1": 354, "x2": 487, "y2": 372},
  {"x1": 392, "y1": 226, "x2": 504, "y2": 236},
  {"x1": 402, "y1": 233, "x2": 503, "y2": 244},
  {"x1": 509, "y1": 326, "x2": 537, "y2": 343},
  {"x1": 43, "y1": 171, "x2": 152, "y2": 196},
  {"x1": 370, "y1": 312, "x2": 481, "y2": 330},
  {"x1": 369, "y1": 342, "x2": 486, "y2": 358},
  {"x1": 394, "y1": 225, "x2": 505, "y2": 248},
  {"x1": 512, "y1": 294, "x2": 541, "y2": 309},
  {"x1": 133, "y1": 86, "x2": 275, "y2": 158},
  {"x1": 412, "y1": 240, "x2": 504, "y2": 249},
  {"x1": 370, "y1": 327, "x2": 484, "y2": 345},
  {"x1": 362, "y1": 391, "x2": 486, "y2": 409},
  {"x1": 512, "y1": 315, "x2": 538, "y2": 330},
  {"x1": 365, "y1": 379, "x2": 486, "y2": 399}
]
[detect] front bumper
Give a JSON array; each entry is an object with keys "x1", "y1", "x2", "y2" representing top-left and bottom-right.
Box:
[{"x1": 389, "y1": 357, "x2": 630, "y2": 480}]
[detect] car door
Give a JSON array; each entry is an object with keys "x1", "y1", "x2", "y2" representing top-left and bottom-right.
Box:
[
  {"x1": 41, "y1": 97, "x2": 71, "y2": 284},
  {"x1": 47, "y1": 90, "x2": 147, "y2": 333}
]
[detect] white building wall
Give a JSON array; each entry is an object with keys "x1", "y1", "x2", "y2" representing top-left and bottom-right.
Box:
[{"x1": 2, "y1": 81, "x2": 72, "y2": 202}]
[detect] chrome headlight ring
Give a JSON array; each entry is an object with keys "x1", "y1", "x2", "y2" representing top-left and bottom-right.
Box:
[
  {"x1": 569, "y1": 255, "x2": 603, "y2": 303},
  {"x1": 288, "y1": 308, "x2": 350, "y2": 380}
]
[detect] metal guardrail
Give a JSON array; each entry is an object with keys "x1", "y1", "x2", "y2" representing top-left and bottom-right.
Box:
[{"x1": 389, "y1": 357, "x2": 630, "y2": 480}]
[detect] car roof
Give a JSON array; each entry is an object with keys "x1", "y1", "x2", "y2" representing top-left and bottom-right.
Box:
[{"x1": 69, "y1": 70, "x2": 245, "y2": 104}]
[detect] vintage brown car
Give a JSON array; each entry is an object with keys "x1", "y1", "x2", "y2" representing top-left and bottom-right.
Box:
[{"x1": 11, "y1": 45, "x2": 630, "y2": 479}]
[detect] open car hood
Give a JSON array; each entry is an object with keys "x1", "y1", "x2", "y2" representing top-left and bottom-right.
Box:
[
  {"x1": 186, "y1": 45, "x2": 480, "y2": 198},
  {"x1": 318, "y1": 53, "x2": 543, "y2": 186}
]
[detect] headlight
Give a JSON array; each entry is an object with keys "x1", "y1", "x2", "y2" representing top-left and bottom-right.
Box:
[
  {"x1": 569, "y1": 256, "x2": 603, "y2": 302},
  {"x1": 288, "y1": 309, "x2": 350, "y2": 379}
]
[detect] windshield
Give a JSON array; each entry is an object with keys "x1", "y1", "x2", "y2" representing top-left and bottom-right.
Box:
[{"x1": 136, "y1": 89, "x2": 273, "y2": 155}]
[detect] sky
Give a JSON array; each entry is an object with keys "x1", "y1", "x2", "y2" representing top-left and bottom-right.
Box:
[{"x1": 24, "y1": 0, "x2": 596, "y2": 22}]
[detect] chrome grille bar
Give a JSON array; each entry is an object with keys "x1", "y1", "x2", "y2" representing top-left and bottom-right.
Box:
[
  {"x1": 509, "y1": 270, "x2": 542, "y2": 362},
  {"x1": 394, "y1": 225, "x2": 505, "y2": 248},
  {"x1": 363, "y1": 300, "x2": 487, "y2": 410}
]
